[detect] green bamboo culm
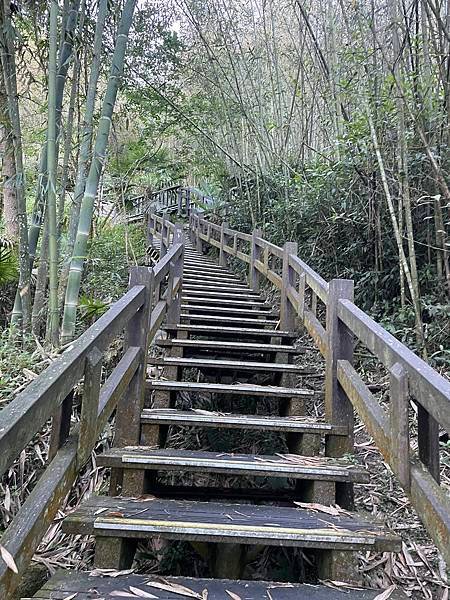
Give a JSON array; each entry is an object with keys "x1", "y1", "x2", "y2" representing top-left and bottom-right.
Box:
[
  {"x1": 60, "y1": 0, "x2": 138, "y2": 343},
  {"x1": 46, "y1": 0, "x2": 59, "y2": 345},
  {"x1": 27, "y1": 0, "x2": 81, "y2": 268},
  {"x1": 59, "y1": 0, "x2": 108, "y2": 304}
]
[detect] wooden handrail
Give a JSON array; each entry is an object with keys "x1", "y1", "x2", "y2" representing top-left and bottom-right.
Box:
[
  {"x1": 189, "y1": 210, "x2": 450, "y2": 565},
  {"x1": 0, "y1": 231, "x2": 185, "y2": 597},
  {"x1": 128, "y1": 184, "x2": 213, "y2": 220}
]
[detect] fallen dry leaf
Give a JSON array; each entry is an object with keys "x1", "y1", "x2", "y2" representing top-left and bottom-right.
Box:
[
  {"x1": 226, "y1": 591, "x2": 241, "y2": 600},
  {"x1": 294, "y1": 501, "x2": 341, "y2": 516},
  {"x1": 89, "y1": 568, "x2": 135, "y2": 577},
  {"x1": 146, "y1": 579, "x2": 202, "y2": 598},
  {"x1": 373, "y1": 587, "x2": 397, "y2": 600},
  {"x1": 0, "y1": 545, "x2": 18, "y2": 574},
  {"x1": 129, "y1": 586, "x2": 158, "y2": 598}
]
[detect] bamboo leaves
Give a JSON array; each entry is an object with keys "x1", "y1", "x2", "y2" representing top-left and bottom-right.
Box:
[{"x1": 61, "y1": 0, "x2": 138, "y2": 343}]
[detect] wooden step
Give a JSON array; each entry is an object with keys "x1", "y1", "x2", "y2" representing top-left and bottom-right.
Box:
[
  {"x1": 147, "y1": 380, "x2": 314, "y2": 398},
  {"x1": 62, "y1": 496, "x2": 400, "y2": 551},
  {"x1": 184, "y1": 257, "x2": 218, "y2": 265},
  {"x1": 163, "y1": 324, "x2": 293, "y2": 337},
  {"x1": 155, "y1": 339, "x2": 301, "y2": 353},
  {"x1": 183, "y1": 296, "x2": 267, "y2": 307},
  {"x1": 31, "y1": 570, "x2": 408, "y2": 599},
  {"x1": 180, "y1": 313, "x2": 279, "y2": 326},
  {"x1": 184, "y1": 263, "x2": 226, "y2": 271},
  {"x1": 181, "y1": 304, "x2": 277, "y2": 317},
  {"x1": 184, "y1": 273, "x2": 242, "y2": 283},
  {"x1": 183, "y1": 264, "x2": 228, "y2": 273},
  {"x1": 182, "y1": 289, "x2": 261, "y2": 300},
  {"x1": 98, "y1": 448, "x2": 368, "y2": 483},
  {"x1": 149, "y1": 356, "x2": 314, "y2": 373},
  {"x1": 141, "y1": 408, "x2": 344, "y2": 434},
  {"x1": 184, "y1": 282, "x2": 249, "y2": 291}
]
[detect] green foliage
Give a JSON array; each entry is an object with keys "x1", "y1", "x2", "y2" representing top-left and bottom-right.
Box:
[
  {"x1": 0, "y1": 243, "x2": 18, "y2": 285},
  {"x1": 0, "y1": 332, "x2": 42, "y2": 404},
  {"x1": 81, "y1": 222, "x2": 147, "y2": 306},
  {"x1": 79, "y1": 295, "x2": 110, "y2": 324},
  {"x1": 218, "y1": 147, "x2": 448, "y2": 359}
]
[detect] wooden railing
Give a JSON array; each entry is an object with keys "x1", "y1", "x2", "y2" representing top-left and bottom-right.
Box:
[
  {"x1": 190, "y1": 211, "x2": 450, "y2": 565},
  {"x1": 128, "y1": 184, "x2": 215, "y2": 221},
  {"x1": 0, "y1": 232, "x2": 184, "y2": 597}
]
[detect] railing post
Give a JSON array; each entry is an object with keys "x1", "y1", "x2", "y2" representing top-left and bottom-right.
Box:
[
  {"x1": 114, "y1": 267, "x2": 153, "y2": 450},
  {"x1": 167, "y1": 225, "x2": 184, "y2": 325},
  {"x1": 418, "y1": 406, "x2": 440, "y2": 483},
  {"x1": 186, "y1": 188, "x2": 191, "y2": 215},
  {"x1": 249, "y1": 229, "x2": 262, "y2": 291},
  {"x1": 219, "y1": 222, "x2": 229, "y2": 267},
  {"x1": 48, "y1": 390, "x2": 74, "y2": 461},
  {"x1": 78, "y1": 347, "x2": 103, "y2": 466},
  {"x1": 177, "y1": 187, "x2": 182, "y2": 216},
  {"x1": 188, "y1": 210, "x2": 195, "y2": 244},
  {"x1": 325, "y1": 279, "x2": 354, "y2": 457},
  {"x1": 196, "y1": 215, "x2": 203, "y2": 253},
  {"x1": 161, "y1": 215, "x2": 167, "y2": 257},
  {"x1": 390, "y1": 362, "x2": 411, "y2": 491},
  {"x1": 146, "y1": 208, "x2": 154, "y2": 248},
  {"x1": 280, "y1": 241, "x2": 298, "y2": 331}
]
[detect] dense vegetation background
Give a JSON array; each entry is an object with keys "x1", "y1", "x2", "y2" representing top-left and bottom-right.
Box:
[
  {"x1": 0, "y1": 0, "x2": 448, "y2": 358},
  {"x1": 0, "y1": 2, "x2": 448, "y2": 597}
]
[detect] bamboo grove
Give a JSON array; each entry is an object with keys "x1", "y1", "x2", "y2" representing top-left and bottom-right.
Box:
[{"x1": 0, "y1": 0, "x2": 449, "y2": 357}]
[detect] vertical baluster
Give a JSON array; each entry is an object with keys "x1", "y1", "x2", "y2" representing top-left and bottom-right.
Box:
[
  {"x1": 114, "y1": 267, "x2": 154, "y2": 454},
  {"x1": 78, "y1": 347, "x2": 103, "y2": 466},
  {"x1": 311, "y1": 291, "x2": 318, "y2": 316},
  {"x1": 186, "y1": 188, "x2": 191, "y2": 215},
  {"x1": 390, "y1": 362, "x2": 411, "y2": 491},
  {"x1": 177, "y1": 187, "x2": 182, "y2": 216},
  {"x1": 48, "y1": 390, "x2": 74, "y2": 461},
  {"x1": 325, "y1": 279, "x2": 355, "y2": 456},
  {"x1": 418, "y1": 406, "x2": 440, "y2": 483},
  {"x1": 249, "y1": 229, "x2": 262, "y2": 291},
  {"x1": 280, "y1": 242, "x2": 298, "y2": 331},
  {"x1": 298, "y1": 272, "x2": 306, "y2": 320},
  {"x1": 167, "y1": 226, "x2": 184, "y2": 325},
  {"x1": 219, "y1": 222, "x2": 229, "y2": 267},
  {"x1": 161, "y1": 215, "x2": 167, "y2": 257}
]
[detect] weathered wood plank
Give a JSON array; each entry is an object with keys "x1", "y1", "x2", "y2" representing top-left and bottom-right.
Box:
[
  {"x1": 0, "y1": 285, "x2": 145, "y2": 479},
  {"x1": 163, "y1": 324, "x2": 292, "y2": 337},
  {"x1": 0, "y1": 439, "x2": 78, "y2": 597},
  {"x1": 96, "y1": 346, "x2": 140, "y2": 434},
  {"x1": 99, "y1": 447, "x2": 368, "y2": 482},
  {"x1": 141, "y1": 408, "x2": 345, "y2": 434},
  {"x1": 155, "y1": 339, "x2": 300, "y2": 353},
  {"x1": 181, "y1": 303, "x2": 277, "y2": 316},
  {"x1": 31, "y1": 571, "x2": 408, "y2": 599},
  {"x1": 147, "y1": 380, "x2": 314, "y2": 397},
  {"x1": 338, "y1": 298, "x2": 450, "y2": 434},
  {"x1": 63, "y1": 496, "x2": 399, "y2": 551}
]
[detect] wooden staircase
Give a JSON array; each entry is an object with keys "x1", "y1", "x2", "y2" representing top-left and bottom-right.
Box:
[{"x1": 31, "y1": 241, "x2": 405, "y2": 599}]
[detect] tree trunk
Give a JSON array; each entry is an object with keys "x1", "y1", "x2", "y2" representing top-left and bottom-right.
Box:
[
  {"x1": 0, "y1": 73, "x2": 17, "y2": 240},
  {"x1": 61, "y1": 0, "x2": 138, "y2": 343},
  {"x1": 0, "y1": 0, "x2": 30, "y2": 331},
  {"x1": 59, "y1": 0, "x2": 108, "y2": 304},
  {"x1": 27, "y1": 0, "x2": 81, "y2": 277}
]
